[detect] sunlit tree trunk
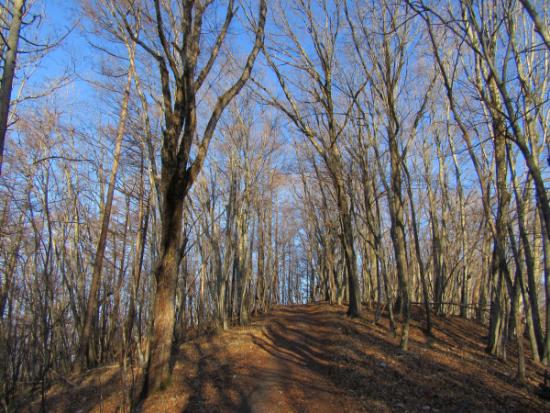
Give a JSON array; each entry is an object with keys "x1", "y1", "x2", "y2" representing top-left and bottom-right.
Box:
[{"x1": 0, "y1": 0, "x2": 24, "y2": 175}]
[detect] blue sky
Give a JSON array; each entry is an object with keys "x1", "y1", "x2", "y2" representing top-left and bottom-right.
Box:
[
  {"x1": 18, "y1": 1, "x2": 101, "y2": 119},
  {"x1": 11, "y1": 0, "x2": 548, "y2": 194}
]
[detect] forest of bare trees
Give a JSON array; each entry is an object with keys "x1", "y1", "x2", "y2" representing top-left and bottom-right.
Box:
[{"x1": 0, "y1": 0, "x2": 549, "y2": 410}]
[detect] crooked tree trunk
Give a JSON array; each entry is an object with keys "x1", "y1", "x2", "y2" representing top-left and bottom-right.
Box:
[
  {"x1": 389, "y1": 171, "x2": 410, "y2": 349},
  {"x1": 388, "y1": 122, "x2": 410, "y2": 349}
]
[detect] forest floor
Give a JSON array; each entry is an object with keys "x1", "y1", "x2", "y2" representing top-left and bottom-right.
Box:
[{"x1": 19, "y1": 303, "x2": 550, "y2": 412}]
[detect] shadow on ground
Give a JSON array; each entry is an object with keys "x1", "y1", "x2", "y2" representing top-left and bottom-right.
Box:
[{"x1": 21, "y1": 303, "x2": 550, "y2": 412}]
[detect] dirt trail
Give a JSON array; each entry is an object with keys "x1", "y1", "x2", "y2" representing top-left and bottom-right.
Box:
[
  {"x1": 231, "y1": 307, "x2": 364, "y2": 413},
  {"x1": 176, "y1": 305, "x2": 364, "y2": 413},
  {"x1": 167, "y1": 304, "x2": 548, "y2": 413},
  {"x1": 25, "y1": 303, "x2": 550, "y2": 412}
]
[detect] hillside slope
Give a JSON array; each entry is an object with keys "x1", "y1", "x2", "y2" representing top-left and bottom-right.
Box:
[{"x1": 22, "y1": 304, "x2": 550, "y2": 412}]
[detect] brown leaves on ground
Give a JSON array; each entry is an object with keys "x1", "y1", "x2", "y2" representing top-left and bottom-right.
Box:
[{"x1": 21, "y1": 304, "x2": 550, "y2": 412}]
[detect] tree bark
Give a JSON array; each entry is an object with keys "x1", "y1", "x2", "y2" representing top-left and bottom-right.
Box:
[{"x1": 0, "y1": 0, "x2": 25, "y2": 175}]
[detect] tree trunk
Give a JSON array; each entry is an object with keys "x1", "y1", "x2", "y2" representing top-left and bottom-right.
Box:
[
  {"x1": 388, "y1": 121, "x2": 410, "y2": 349},
  {"x1": 145, "y1": 173, "x2": 185, "y2": 393},
  {"x1": 404, "y1": 163, "x2": 432, "y2": 335},
  {"x1": 0, "y1": 0, "x2": 24, "y2": 175},
  {"x1": 326, "y1": 151, "x2": 362, "y2": 317},
  {"x1": 77, "y1": 59, "x2": 133, "y2": 370},
  {"x1": 126, "y1": 164, "x2": 149, "y2": 350}
]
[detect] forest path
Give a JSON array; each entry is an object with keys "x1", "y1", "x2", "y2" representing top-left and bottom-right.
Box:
[
  {"x1": 167, "y1": 303, "x2": 548, "y2": 413},
  {"x1": 233, "y1": 306, "x2": 364, "y2": 413},
  {"x1": 179, "y1": 304, "x2": 365, "y2": 413},
  {"x1": 30, "y1": 303, "x2": 550, "y2": 412}
]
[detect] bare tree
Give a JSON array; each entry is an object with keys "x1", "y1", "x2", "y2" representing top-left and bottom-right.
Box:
[
  {"x1": 114, "y1": 0, "x2": 267, "y2": 394},
  {"x1": 0, "y1": 0, "x2": 25, "y2": 175},
  {"x1": 260, "y1": 0, "x2": 363, "y2": 317},
  {"x1": 77, "y1": 33, "x2": 135, "y2": 371}
]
